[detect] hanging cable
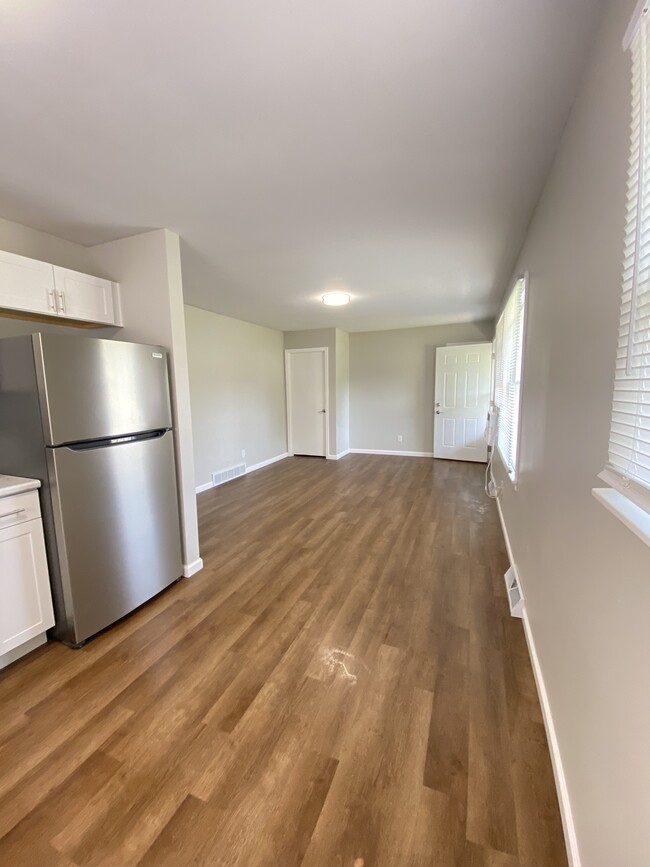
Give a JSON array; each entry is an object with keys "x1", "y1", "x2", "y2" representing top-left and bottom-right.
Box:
[{"x1": 484, "y1": 405, "x2": 501, "y2": 499}]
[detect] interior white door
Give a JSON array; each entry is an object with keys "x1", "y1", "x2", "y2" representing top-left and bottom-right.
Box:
[
  {"x1": 287, "y1": 349, "x2": 327, "y2": 457},
  {"x1": 433, "y1": 342, "x2": 492, "y2": 462}
]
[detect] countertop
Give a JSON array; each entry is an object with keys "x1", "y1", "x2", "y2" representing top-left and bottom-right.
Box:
[{"x1": 0, "y1": 475, "x2": 41, "y2": 497}]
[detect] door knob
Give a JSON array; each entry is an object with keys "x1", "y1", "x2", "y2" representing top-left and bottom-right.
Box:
[
  {"x1": 435, "y1": 409, "x2": 444, "y2": 414},
  {"x1": 318, "y1": 409, "x2": 326, "y2": 413}
]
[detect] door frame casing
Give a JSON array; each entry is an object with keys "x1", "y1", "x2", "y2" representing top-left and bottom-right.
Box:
[{"x1": 285, "y1": 347, "x2": 330, "y2": 458}]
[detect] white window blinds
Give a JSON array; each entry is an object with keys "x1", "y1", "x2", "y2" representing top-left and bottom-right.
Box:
[
  {"x1": 604, "y1": 7, "x2": 650, "y2": 511},
  {"x1": 494, "y1": 274, "x2": 527, "y2": 481}
]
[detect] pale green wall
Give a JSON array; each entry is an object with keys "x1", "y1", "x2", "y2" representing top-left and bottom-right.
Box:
[
  {"x1": 349, "y1": 320, "x2": 494, "y2": 453},
  {"x1": 335, "y1": 329, "x2": 350, "y2": 455},
  {"x1": 283, "y1": 328, "x2": 340, "y2": 455},
  {"x1": 186, "y1": 305, "x2": 288, "y2": 487}
]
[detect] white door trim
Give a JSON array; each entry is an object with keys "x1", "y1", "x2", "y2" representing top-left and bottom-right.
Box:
[{"x1": 285, "y1": 347, "x2": 330, "y2": 458}]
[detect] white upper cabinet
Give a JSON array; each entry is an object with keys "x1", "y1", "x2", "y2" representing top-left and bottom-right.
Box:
[
  {"x1": 0, "y1": 250, "x2": 121, "y2": 327},
  {"x1": 53, "y1": 266, "x2": 120, "y2": 325},
  {"x1": 0, "y1": 250, "x2": 57, "y2": 316}
]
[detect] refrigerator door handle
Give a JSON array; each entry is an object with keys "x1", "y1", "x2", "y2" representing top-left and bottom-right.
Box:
[{"x1": 54, "y1": 429, "x2": 171, "y2": 452}]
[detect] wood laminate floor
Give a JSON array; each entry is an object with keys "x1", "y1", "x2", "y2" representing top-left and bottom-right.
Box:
[{"x1": 0, "y1": 455, "x2": 567, "y2": 866}]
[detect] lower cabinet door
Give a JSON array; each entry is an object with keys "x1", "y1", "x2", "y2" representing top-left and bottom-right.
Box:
[{"x1": 0, "y1": 518, "x2": 54, "y2": 653}]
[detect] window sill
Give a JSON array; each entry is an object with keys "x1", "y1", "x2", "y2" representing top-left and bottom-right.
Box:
[
  {"x1": 494, "y1": 446, "x2": 519, "y2": 490},
  {"x1": 592, "y1": 487, "x2": 650, "y2": 548}
]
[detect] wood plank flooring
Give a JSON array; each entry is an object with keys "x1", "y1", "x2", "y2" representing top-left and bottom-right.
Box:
[{"x1": 0, "y1": 454, "x2": 568, "y2": 866}]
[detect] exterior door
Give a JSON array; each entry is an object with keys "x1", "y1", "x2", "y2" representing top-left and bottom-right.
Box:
[
  {"x1": 433, "y1": 342, "x2": 492, "y2": 462},
  {"x1": 286, "y1": 349, "x2": 327, "y2": 457}
]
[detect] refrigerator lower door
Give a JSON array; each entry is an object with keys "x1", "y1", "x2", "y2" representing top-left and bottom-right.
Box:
[{"x1": 47, "y1": 430, "x2": 182, "y2": 644}]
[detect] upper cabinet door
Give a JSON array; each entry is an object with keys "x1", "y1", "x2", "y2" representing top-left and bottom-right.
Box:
[
  {"x1": 0, "y1": 250, "x2": 56, "y2": 315},
  {"x1": 53, "y1": 266, "x2": 120, "y2": 325}
]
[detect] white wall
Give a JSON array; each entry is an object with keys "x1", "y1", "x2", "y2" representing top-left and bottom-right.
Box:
[
  {"x1": 492, "y1": 1, "x2": 650, "y2": 864},
  {"x1": 336, "y1": 329, "x2": 350, "y2": 456},
  {"x1": 0, "y1": 218, "x2": 201, "y2": 575},
  {"x1": 0, "y1": 217, "x2": 117, "y2": 340},
  {"x1": 349, "y1": 321, "x2": 494, "y2": 453},
  {"x1": 185, "y1": 305, "x2": 288, "y2": 487},
  {"x1": 0, "y1": 217, "x2": 94, "y2": 274},
  {"x1": 89, "y1": 230, "x2": 201, "y2": 574}
]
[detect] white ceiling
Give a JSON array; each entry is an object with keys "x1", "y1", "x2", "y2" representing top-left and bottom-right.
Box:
[{"x1": 0, "y1": 0, "x2": 603, "y2": 332}]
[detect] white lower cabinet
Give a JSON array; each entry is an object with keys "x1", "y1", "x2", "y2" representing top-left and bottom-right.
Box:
[{"x1": 0, "y1": 506, "x2": 54, "y2": 658}]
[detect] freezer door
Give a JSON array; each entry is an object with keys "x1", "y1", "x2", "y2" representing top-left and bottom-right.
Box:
[
  {"x1": 35, "y1": 333, "x2": 172, "y2": 445},
  {"x1": 47, "y1": 430, "x2": 182, "y2": 644}
]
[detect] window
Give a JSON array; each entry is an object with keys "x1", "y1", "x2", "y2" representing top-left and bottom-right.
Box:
[
  {"x1": 493, "y1": 273, "x2": 528, "y2": 483},
  {"x1": 599, "y1": 3, "x2": 650, "y2": 520}
]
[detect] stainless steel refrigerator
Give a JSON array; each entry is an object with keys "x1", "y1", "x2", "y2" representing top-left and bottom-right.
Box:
[{"x1": 0, "y1": 333, "x2": 183, "y2": 646}]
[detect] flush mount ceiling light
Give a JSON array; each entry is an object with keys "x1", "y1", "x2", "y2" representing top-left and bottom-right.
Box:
[{"x1": 321, "y1": 291, "x2": 351, "y2": 306}]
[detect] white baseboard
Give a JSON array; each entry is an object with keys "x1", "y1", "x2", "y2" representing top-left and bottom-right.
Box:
[
  {"x1": 246, "y1": 452, "x2": 290, "y2": 473},
  {"x1": 349, "y1": 448, "x2": 434, "y2": 458},
  {"x1": 495, "y1": 494, "x2": 519, "y2": 586},
  {"x1": 522, "y1": 610, "x2": 581, "y2": 867},
  {"x1": 183, "y1": 558, "x2": 204, "y2": 578},
  {"x1": 195, "y1": 453, "x2": 290, "y2": 493},
  {"x1": 495, "y1": 496, "x2": 580, "y2": 867},
  {"x1": 327, "y1": 449, "x2": 350, "y2": 460},
  {"x1": 0, "y1": 632, "x2": 47, "y2": 670}
]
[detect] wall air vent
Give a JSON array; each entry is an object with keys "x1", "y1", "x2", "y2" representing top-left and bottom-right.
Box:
[
  {"x1": 211, "y1": 463, "x2": 246, "y2": 488},
  {"x1": 504, "y1": 566, "x2": 524, "y2": 618}
]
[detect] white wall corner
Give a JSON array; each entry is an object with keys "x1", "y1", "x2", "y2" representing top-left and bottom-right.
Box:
[
  {"x1": 495, "y1": 498, "x2": 580, "y2": 867},
  {"x1": 88, "y1": 228, "x2": 201, "y2": 574},
  {"x1": 327, "y1": 449, "x2": 350, "y2": 460},
  {"x1": 183, "y1": 558, "x2": 204, "y2": 578}
]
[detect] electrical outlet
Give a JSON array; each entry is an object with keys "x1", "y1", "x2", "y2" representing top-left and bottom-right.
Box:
[
  {"x1": 397, "y1": 435, "x2": 403, "y2": 443},
  {"x1": 241, "y1": 449, "x2": 246, "y2": 459}
]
